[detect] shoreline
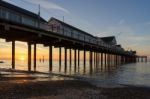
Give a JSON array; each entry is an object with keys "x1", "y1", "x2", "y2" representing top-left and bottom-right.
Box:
[{"x1": 0, "y1": 68, "x2": 150, "y2": 99}]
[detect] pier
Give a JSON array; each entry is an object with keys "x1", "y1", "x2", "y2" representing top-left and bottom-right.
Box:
[{"x1": 0, "y1": 1, "x2": 147, "y2": 73}]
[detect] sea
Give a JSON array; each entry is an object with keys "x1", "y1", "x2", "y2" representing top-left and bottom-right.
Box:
[{"x1": 0, "y1": 59, "x2": 150, "y2": 87}]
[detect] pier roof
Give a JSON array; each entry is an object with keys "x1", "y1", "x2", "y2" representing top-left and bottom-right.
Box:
[
  {"x1": 49, "y1": 17, "x2": 94, "y2": 37},
  {"x1": 101, "y1": 36, "x2": 117, "y2": 45}
]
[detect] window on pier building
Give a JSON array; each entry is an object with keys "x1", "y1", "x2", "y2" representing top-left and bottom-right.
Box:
[
  {"x1": 9, "y1": 12, "x2": 21, "y2": 23},
  {"x1": 0, "y1": 8, "x2": 8, "y2": 19},
  {"x1": 79, "y1": 33, "x2": 84, "y2": 41},
  {"x1": 22, "y1": 16, "x2": 36, "y2": 27},
  {"x1": 73, "y1": 30, "x2": 79, "y2": 39}
]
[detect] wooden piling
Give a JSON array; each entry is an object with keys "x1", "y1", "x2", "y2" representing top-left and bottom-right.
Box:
[
  {"x1": 83, "y1": 49, "x2": 86, "y2": 73},
  {"x1": 146, "y1": 56, "x2": 147, "y2": 62},
  {"x1": 96, "y1": 52, "x2": 98, "y2": 68},
  {"x1": 74, "y1": 49, "x2": 77, "y2": 71},
  {"x1": 49, "y1": 45, "x2": 52, "y2": 71},
  {"x1": 107, "y1": 54, "x2": 110, "y2": 68},
  {"x1": 28, "y1": 42, "x2": 31, "y2": 71},
  {"x1": 59, "y1": 47, "x2": 61, "y2": 71},
  {"x1": 89, "y1": 51, "x2": 93, "y2": 73},
  {"x1": 34, "y1": 43, "x2": 36, "y2": 71},
  {"x1": 115, "y1": 55, "x2": 118, "y2": 65},
  {"x1": 105, "y1": 53, "x2": 107, "y2": 68},
  {"x1": 59, "y1": 47, "x2": 61, "y2": 66},
  {"x1": 12, "y1": 40, "x2": 15, "y2": 69},
  {"x1": 70, "y1": 48, "x2": 72, "y2": 67},
  {"x1": 64, "y1": 47, "x2": 67, "y2": 72},
  {"x1": 78, "y1": 50, "x2": 80, "y2": 67},
  {"x1": 101, "y1": 53, "x2": 103, "y2": 67}
]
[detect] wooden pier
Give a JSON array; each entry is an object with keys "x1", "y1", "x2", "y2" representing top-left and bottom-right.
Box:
[{"x1": 0, "y1": 1, "x2": 147, "y2": 73}]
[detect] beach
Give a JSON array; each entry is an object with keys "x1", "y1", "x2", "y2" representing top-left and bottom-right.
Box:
[{"x1": 0, "y1": 69, "x2": 150, "y2": 99}]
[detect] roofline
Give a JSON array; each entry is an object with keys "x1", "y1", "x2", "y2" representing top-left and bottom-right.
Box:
[
  {"x1": 0, "y1": 0, "x2": 47, "y2": 23},
  {"x1": 100, "y1": 36, "x2": 116, "y2": 39},
  {"x1": 49, "y1": 17, "x2": 95, "y2": 37}
]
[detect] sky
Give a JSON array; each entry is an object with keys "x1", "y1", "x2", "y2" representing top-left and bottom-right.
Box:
[{"x1": 1, "y1": 0, "x2": 150, "y2": 60}]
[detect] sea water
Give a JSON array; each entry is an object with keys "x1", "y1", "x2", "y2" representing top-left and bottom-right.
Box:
[{"x1": 0, "y1": 60, "x2": 150, "y2": 87}]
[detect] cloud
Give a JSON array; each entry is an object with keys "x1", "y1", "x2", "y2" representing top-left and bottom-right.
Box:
[
  {"x1": 24, "y1": 0, "x2": 69, "y2": 14},
  {"x1": 118, "y1": 19, "x2": 125, "y2": 25}
]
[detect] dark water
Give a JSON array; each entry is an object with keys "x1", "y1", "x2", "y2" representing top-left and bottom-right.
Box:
[
  {"x1": 82, "y1": 62, "x2": 150, "y2": 87},
  {"x1": 0, "y1": 60, "x2": 150, "y2": 87}
]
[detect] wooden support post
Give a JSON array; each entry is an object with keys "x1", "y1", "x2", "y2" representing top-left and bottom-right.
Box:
[
  {"x1": 109, "y1": 54, "x2": 111, "y2": 67},
  {"x1": 28, "y1": 42, "x2": 31, "y2": 71},
  {"x1": 98, "y1": 53, "x2": 99, "y2": 67},
  {"x1": 84, "y1": 49, "x2": 86, "y2": 68},
  {"x1": 121, "y1": 56, "x2": 122, "y2": 64},
  {"x1": 119, "y1": 55, "x2": 120, "y2": 64},
  {"x1": 127, "y1": 56, "x2": 129, "y2": 63},
  {"x1": 90, "y1": 51, "x2": 93, "y2": 73},
  {"x1": 112, "y1": 54, "x2": 114, "y2": 66},
  {"x1": 94, "y1": 52, "x2": 96, "y2": 67},
  {"x1": 95, "y1": 52, "x2": 97, "y2": 67},
  {"x1": 96, "y1": 53, "x2": 98, "y2": 68},
  {"x1": 127, "y1": 57, "x2": 129, "y2": 63},
  {"x1": 89, "y1": 51, "x2": 91, "y2": 66},
  {"x1": 115, "y1": 55, "x2": 118, "y2": 65},
  {"x1": 101, "y1": 53, "x2": 103, "y2": 67},
  {"x1": 96, "y1": 52, "x2": 98, "y2": 68},
  {"x1": 34, "y1": 43, "x2": 36, "y2": 71},
  {"x1": 125, "y1": 56, "x2": 127, "y2": 63},
  {"x1": 59, "y1": 47, "x2": 61, "y2": 67},
  {"x1": 74, "y1": 49, "x2": 77, "y2": 71},
  {"x1": 91, "y1": 52, "x2": 93, "y2": 66},
  {"x1": 134, "y1": 56, "x2": 136, "y2": 63},
  {"x1": 123, "y1": 56, "x2": 125, "y2": 64},
  {"x1": 105, "y1": 53, "x2": 107, "y2": 68},
  {"x1": 49, "y1": 45, "x2": 52, "y2": 71},
  {"x1": 70, "y1": 48, "x2": 72, "y2": 67},
  {"x1": 118, "y1": 55, "x2": 120, "y2": 64},
  {"x1": 12, "y1": 40, "x2": 15, "y2": 69},
  {"x1": 78, "y1": 50, "x2": 80, "y2": 67},
  {"x1": 64, "y1": 47, "x2": 67, "y2": 72},
  {"x1": 123, "y1": 56, "x2": 124, "y2": 63},
  {"x1": 107, "y1": 54, "x2": 110, "y2": 68},
  {"x1": 111, "y1": 54, "x2": 113, "y2": 66},
  {"x1": 59, "y1": 47, "x2": 61, "y2": 71}
]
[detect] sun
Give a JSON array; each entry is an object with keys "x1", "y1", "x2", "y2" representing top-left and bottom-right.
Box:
[{"x1": 19, "y1": 56, "x2": 25, "y2": 61}]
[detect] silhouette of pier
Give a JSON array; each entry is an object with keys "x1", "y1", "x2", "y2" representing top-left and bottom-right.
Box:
[{"x1": 0, "y1": 1, "x2": 147, "y2": 72}]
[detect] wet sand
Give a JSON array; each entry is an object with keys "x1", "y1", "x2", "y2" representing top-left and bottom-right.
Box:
[{"x1": 0, "y1": 69, "x2": 150, "y2": 99}]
